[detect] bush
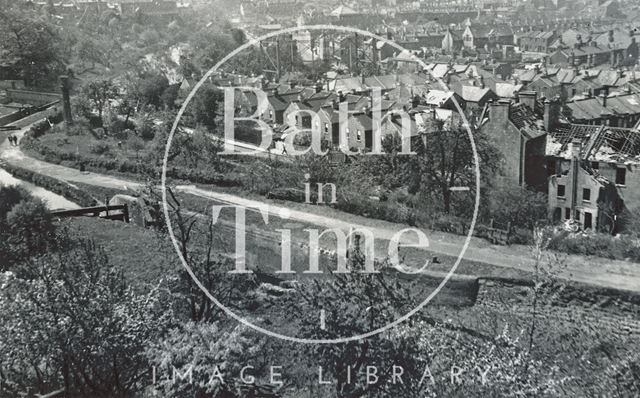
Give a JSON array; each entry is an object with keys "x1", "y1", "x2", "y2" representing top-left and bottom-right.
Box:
[
  {"x1": 65, "y1": 123, "x2": 90, "y2": 137},
  {"x1": 138, "y1": 121, "x2": 155, "y2": 141},
  {"x1": 547, "y1": 229, "x2": 640, "y2": 262},
  {"x1": 90, "y1": 142, "x2": 112, "y2": 155},
  {"x1": 114, "y1": 128, "x2": 133, "y2": 141},
  {"x1": 55, "y1": 137, "x2": 69, "y2": 147},
  {"x1": 266, "y1": 187, "x2": 306, "y2": 202},
  {"x1": 109, "y1": 119, "x2": 131, "y2": 134},
  {"x1": 0, "y1": 184, "x2": 56, "y2": 269},
  {"x1": 489, "y1": 186, "x2": 549, "y2": 230}
]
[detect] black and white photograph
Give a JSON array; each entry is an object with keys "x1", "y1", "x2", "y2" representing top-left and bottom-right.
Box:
[{"x1": 1, "y1": 0, "x2": 640, "y2": 396}]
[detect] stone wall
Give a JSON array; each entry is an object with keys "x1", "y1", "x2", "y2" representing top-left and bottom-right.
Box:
[{"x1": 6, "y1": 89, "x2": 61, "y2": 107}]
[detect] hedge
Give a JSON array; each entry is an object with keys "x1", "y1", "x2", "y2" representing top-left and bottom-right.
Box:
[
  {"x1": 22, "y1": 137, "x2": 243, "y2": 187},
  {"x1": 0, "y1": 161, "x2": 97, "y2": 207},
  {"x1": 547, "y1": 231, "x2": 640, "y2": 262}
]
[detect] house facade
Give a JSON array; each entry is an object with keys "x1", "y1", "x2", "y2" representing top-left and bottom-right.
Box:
[
  {"x1": 480, "y1": 100, "x2": 549, "y2": 190},
  {"x1": 546, "y1": 124, "x2": 640, "y2": 231},
  {"x1": 548, "y1": 141, "x2": 620, "y2": 230}
]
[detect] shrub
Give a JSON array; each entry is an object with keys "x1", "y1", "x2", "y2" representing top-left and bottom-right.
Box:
[
  {"x1": 55, "y1": 137, "x2": 69, "y2": 147},
  {"x1": 90, "y1": 142, "x2": 112, "y2": 155},
  {"x1": 489, "y1": 186, "x2": 549, "y2": 230},
  {"x1": 65, "y1": 123, "x2": 89, "y2": 137},
  {"x1": 138, "y1": 121, "x2": 155, "y2": 141},
  {"x1": 109, "y1": 118, "x2": 136, "y2": 137},
  {"x1": 114, "y1": 128, "x2": 133, "y2": 141},
  {"x1": 546, "y1": 228, "x2": 640, "y2": 262},
  {"x1": 266, "y1": 187, "x2": 306, "y2": 202}
]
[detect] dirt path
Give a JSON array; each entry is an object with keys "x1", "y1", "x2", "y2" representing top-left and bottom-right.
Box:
[{"x1": 3, "y1": 120, "x2": 640, "y2": 292}]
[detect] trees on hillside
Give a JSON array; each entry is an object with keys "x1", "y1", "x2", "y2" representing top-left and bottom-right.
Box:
[
  {"x1": 0, "y1": 4, "x2": 64, "y2": 86},
  {"x1": 189, "y1": 84, "x2": 223, "y2": 130}
]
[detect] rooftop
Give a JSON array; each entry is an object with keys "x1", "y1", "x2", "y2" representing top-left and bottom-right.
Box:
[{"x1": 547, "y1": 123, "x2": 640, "y2": 163}]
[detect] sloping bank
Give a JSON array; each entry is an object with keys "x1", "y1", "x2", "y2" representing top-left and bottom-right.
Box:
[{"x1": 0, "y1": 160, "x2": 96, "y2": 207}]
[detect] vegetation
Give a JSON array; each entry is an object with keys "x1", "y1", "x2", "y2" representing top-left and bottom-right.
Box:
[
  {"x1": 1, "y1": 184, "x2": 639, "y2": 397},
  {"x1": 0, "y1": 186, "x2": 56, "y2": 270}
]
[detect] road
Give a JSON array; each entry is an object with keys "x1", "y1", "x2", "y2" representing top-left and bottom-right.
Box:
[{"x1": 3, "y1": 119, "x2": 640, "y2": 292}]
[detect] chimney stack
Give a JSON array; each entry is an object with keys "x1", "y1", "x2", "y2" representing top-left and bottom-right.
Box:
[
  {"x1": 519, "y1": 90, "x2": 537, "y2": 111},
  {"x1": 571, "y1": 138, "x2": 582, "y2": 160},
  {"x1": 599, "y1": 92, "x2": 607, "y2": 107},
  {"x1": 543, "y1": 98, "x2": 560, "y2": 132},
  {"x1": 492, "y1": 99, "x2": 512, "y2": 127},
  {"x1": 569, "y1": 137, "x2": 582, "y2": 220},
  {"x1": 59, "y1": 75, "x2": 73, "y2": 126}
]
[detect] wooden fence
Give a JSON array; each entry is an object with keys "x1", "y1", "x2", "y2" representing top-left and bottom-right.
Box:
[{"x1": 485, "y1": 219, "x2": 512, "y2": 245}]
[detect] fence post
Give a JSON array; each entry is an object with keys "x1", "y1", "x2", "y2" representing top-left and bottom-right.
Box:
[
  {"x1": 506, "y1": 222, "x2": 512, "y2": 245},
  {"x1": 123, "y1": 204, "x2": 130, "y2": 223}
]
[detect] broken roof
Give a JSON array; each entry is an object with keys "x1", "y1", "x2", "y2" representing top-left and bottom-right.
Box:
[
  {"x1": 509, "y1": 103, "x2": 543, "y2": 131},
  {"x1": 547, "y1": 123, "x2": 640, "y2": 163}
]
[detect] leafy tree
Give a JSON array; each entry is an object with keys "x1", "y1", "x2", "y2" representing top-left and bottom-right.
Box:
[
  {"x1": 0, "y1": 237, "x2": 173, "y2": 396},
  {"x1": 134, "y1": 72, "x2": 170, "y2": 109},
  {"x1": 0, "y1": 4, "x2": 64, "y2": 85},
  {"x1": 117, "y1": 91, "x2": 138, "y2": 124},
  {"x1": 81, "y1": 79, "x2": 118, "y2": 125},
  {"x1": 488, "y1": 185, "x2": 548, "y2": 230},
  {"x1": 230, "y1": 28, "x2": 247, "y2": 45},
  {"x1": 128, "y1": 135, "x2": 145, "y2": 160},
  {"x1": 145, "y1": 321, "x2": 272, "y2": 398},
  {"x1": 139, "y1": 28, "x2": 161, "y2": 48},
  {"x1": 0, "y1": 186, "x2": 55, "y2": 271},
  {"x1": 138, "y1": 119, "x2": 156, "y2": 141},
  {"x1": 189, "y1": 84, "x2": 223, "y2": 130},
  {"x1": 409, "y1": 126, "x2": 500, "y2": 214},
  {"x1": 160, "y1": 188, "x2": 257, "y2": 322},
  {"x1": 73, "y1": 36, "x2": 110, "y2": 72}
]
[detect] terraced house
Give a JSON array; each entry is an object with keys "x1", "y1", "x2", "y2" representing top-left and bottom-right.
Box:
[
  {"x1": 563, "y1": 91, "x2": 640, "y2": 127},
  {"x1": 547, "y1": 124, "x2": 640, "y2": 232}
]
